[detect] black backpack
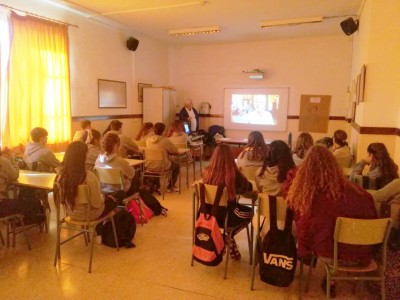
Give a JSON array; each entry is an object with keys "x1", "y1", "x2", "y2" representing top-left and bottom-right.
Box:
[
  {"x1": 205, "y1": 125, "x2": 225, "y2": 146},
  {"x1": 102, "y1": 210, "x2": 136, "y2": 248},
  {"x1": 15, "y1": 188, "x2": 46, "y2": 226},
  {"x1": 139, "y1": 191, "x2": 168, "y2": 216},
  {"x1": 259, "y1": 196, "x2": 297, "y2": 287}
]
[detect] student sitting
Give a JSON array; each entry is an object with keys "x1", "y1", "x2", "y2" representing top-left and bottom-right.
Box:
[
  {"x1": 255, "y1": 140, "x2": 295, "y2": 196},
  {"x1": 203, "y1": 144, "x2": 253, "y2": 260},
  {"x1": 286, "y1": 145, "x2": 377, "y2": 296},
  {"x1": 315, "y1": 136, "x2": 333, "y2": 148},
  {"x1": 146, "y1": 123, "x2": 180, "y2": 193},
  {"x1": 95, "y1": 132, "x2": 135, "y2": 197},
  {"x1": 135, "y1": 122, "x2": 154, "y2": 145},
  {"x1": 107, "y1": 120, "x2": 139, "y2": 158},
  {"x1": 371, "y1": 178, "x2": 400, "y2": 228},
  {"x1": 330, "y1": 129, "x2": 352, "y2": 167},
  {"x1": 56, "y1": 141, "x2": 116, "y2": 221},
  {"x1": 72, "y1": 119, "x2": 91, "y2": 143},
  {"x1": 236, "y1": 131, "x2": 269, "y2": 169},
  {"x1": 84, "y1": 129, "x2": 101, "y2": 170},
  {"x1": 292, "y1": 132, "x2": 313, "y2": 166},
  {"x1": 351, "y1": 142, "x2": 398, "y2": 188},
  {"x1": 24, "y1": 127, "x2": 61, "y2": 172},
  {"x1": 0, "y1": 148, "x2": 19, "y2": 199},
  {"x1": 167, "y1": 121, "x2": 189, "y2": 146}
]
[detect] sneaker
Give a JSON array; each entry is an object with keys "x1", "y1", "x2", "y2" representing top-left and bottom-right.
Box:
[{"x1": 167, "y1": 186, "x2": 180, "y2": 193}]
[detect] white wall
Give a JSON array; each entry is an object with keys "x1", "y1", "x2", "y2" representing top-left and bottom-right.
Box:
[{"x1": 169, "y1": 35, "x2": 352, "y2": 140}]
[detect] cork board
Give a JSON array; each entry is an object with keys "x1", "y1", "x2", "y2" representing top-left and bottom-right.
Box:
[{"x1": 299, "y1": 95, "x2": 331, "y2": 133}]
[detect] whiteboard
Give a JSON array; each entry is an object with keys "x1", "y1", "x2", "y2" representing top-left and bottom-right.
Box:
[{"x1": 98, "y1": 79, "x2": 126, "y2": 108}]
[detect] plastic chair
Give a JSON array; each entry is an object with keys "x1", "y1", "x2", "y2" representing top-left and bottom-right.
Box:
[
  {"x1": 335, "y1": 155, "x2": 353, "y2": 168},
  {"x1": 250, "y1": 193, "x2": 288, "y2": 290},
  {"x1": 94, "y1": 167, "x2": 144, "y2": 225},
  {"x1": 53, "y1": 182, "x2": 119, "y2": 273},
  {"x1": 173, "y1": 142, "x2": 191, "y2": 188},
  {"x1": 239, "y1": 166, "x2": 259, "y2": 192},
  {"x1": 192, "y1": 182, "x2": 252, "y2": 279},
  {"x1": 322, "y1": 217, "x2": 391, "y2": 299},
  {"x1": 143, "y1": 149, "x2": 173, "y2": 200}
]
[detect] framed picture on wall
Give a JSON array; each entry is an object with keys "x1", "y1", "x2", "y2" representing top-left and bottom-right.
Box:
[
  {"x1": 359, "y1": 65, "x2": 366, "y2": 103},
  {"x1": 98, "y1": 79, "x2": 127, "y2": 108},
  {"x1": 138, "y1": 83, "x2": 152, "y2": 102},
  {"x1": 355, "y1": 74, "x2": 361, "y2": 105}
]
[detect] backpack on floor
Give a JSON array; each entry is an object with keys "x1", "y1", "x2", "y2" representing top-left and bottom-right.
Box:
[
  {"x1": 126, "y1": 197, "x2": 154, "y2": 224},
  {"x1": 192, "y1": 183, "x2": 225, "y2": 266},
  {"x1": 102, "y1": 209, "x2": 136, "y2": 248},
  {"x1": 259, "y1": 196, "x2": 297, "y2": 287},
  {"x1": 15, "y1": 188, "x2": 46, "y2": 226},
  {"x1": 139, "y1": 191, "x2": 168, "y2": 216}
]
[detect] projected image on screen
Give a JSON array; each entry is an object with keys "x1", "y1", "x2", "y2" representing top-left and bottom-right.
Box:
[
  {"x1": 224, "y1": 88, "x2": 288, "y2": 131},
  {"x1": 231, "y1": 94, "x2": 279, "y2": 125}
]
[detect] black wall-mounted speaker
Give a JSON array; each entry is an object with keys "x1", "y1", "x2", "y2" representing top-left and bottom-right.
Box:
[
  {"x1": 126, "y1": 37, "x2": 139, "y2": 51},
  {"x1": 340, "y1": 17, "x2": 359, "y2": 36}
]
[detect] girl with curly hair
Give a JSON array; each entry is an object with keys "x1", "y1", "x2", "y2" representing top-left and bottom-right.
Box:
[
  {"x1": 352, "y1": 142, "x2": 398, "y2": 188},
  {"x1": 203, "y1": 144, "x2": 253, "y2": 260},
  {"x1": 292, "y1": 132, "x2": 314, "y2": 166},
  {"x1": 255, "y1": 140, "x2": 295, "y2": 196},
  {"x1": 236, "y1": 131, "x2": 270, "y2": 169},
  {"x1": 286, "y1": 145, "x2": 377, "y2": 295}
]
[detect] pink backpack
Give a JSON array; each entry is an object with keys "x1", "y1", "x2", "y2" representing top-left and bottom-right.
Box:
[
  {"x1": 192, "y1": 184, "x2": 225, "y2": 266},
  {"x1": 126, "y1": 197, "x2": 154, "y2": 224}
]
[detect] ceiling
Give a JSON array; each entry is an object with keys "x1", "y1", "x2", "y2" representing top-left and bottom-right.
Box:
[{"x1": 57, "y1": 0, "x2": 363, "y2": 45}]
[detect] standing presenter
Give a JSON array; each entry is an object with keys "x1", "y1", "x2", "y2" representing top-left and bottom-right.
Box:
[{"x1": 179, "y1": 99, "x2": 200, "y2": 132}]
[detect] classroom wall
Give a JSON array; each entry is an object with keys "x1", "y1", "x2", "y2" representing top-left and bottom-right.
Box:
[
  {"x1": 2, "y1": 0, "x2": 169, "y2": 140},
  {"x1": 168, "y1": 35, "x2": 352, "y2": 141},
  {"x1": 350, "y1": 0, "x2": 400, "y2": 165}
]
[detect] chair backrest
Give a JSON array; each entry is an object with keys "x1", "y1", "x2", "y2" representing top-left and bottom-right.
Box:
[
  {"x1": 174, "y1": 143, "x2": 187, "y2": 149},
  {"x1": 257, "y1": 193, "x2": 287, "y2": 221},
  {"x1": 335, "y1": 155, "x2": 353, "y2": 168},
  {"x1": 334, "y1": 217, "x2": 391, "y2": 245},
  {"x1": 136, "y1": 139, "x2": 146, "y2": 147},
  {"x1": 94, "y1": 167, "x2": 124, "y2": 189},
  {"x1": 194, "y1": 182, "x2": 229, "y2": 207},
  {"x1": 25, "y1": 161, "x2": 45, "y2": 172},
  {"x1": 75, "y1": 185, "x2": 91, "y2": 205},
  {"x1": 239, "y1": 166, "x2": 260, "y2": 182},
  {"x1": 144, "y1": 148, "x2": 167, "y2": 162}
]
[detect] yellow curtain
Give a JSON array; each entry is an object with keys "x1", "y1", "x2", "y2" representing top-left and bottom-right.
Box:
[{"x1": 4, "y1": 12, "x2": 71, "y2": 151}]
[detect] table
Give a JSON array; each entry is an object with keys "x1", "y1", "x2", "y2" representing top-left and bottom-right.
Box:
[
  {"x1": 216, "y1": 138, "x2": 271, "y2": 147},
  {"x1": 17, "y1": 170, "x2": 56, "y2": 190}
]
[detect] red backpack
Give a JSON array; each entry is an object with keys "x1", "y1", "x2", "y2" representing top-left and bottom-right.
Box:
[{"x1": 192, "y1": 184, "x2": 225, "y2": 266}]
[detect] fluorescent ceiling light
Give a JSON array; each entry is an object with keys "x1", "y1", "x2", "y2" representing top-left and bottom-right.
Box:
[
  {"x1": 260, "y1": 16, "x2": 323, "y2": 28},
  {"x1": 168, "y1": 26, "x2": 220, "y2": 36},
  {"x1": 101, "y1": 1, "x2": 208, "y2": 16}
]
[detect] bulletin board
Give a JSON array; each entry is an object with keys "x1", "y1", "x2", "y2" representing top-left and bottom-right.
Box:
[{"x1": 299, "y1": 95, "x2": 331, "y2": 133}]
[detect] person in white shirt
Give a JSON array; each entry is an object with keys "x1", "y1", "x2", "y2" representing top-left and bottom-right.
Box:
[
  {"x1": 107, "y1": 120, "x2": 139, "y2": 158},
  {"x1": 178, "y1": 99, "x2": 199, "y2": 132},
  {"x1": 72, "y1": 119, "x2": 92, "y2": 143}
]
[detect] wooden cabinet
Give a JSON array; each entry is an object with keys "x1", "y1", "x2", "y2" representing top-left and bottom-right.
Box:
[{"x1": 143, "y1": 87, "x2": 177, "y2": 125}]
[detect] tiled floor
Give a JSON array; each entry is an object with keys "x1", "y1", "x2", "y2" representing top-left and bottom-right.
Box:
[{"x1": 1, "y1": 167, "x2": 374, "y2": 299}]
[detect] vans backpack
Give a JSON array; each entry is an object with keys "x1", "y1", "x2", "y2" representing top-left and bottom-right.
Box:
[
  {"x1": 192, "y1": 184, "x2": 225, "y2": 266},
  {"x1": 15, "y1": 188, "x2": 46, "y2": 226},
  {"x1": 259, "y1": 195, "x2": 297, "y2": 287}
]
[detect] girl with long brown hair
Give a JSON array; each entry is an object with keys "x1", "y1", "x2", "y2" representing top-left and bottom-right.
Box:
[
  {"x1": 203, "y1": 144, "x2": 253, "y2": 260},
  {"x1": 57, "y1": 141, "x2": 116, "y2": 221},
  {"x1": 292, "y1": 132, "x2": 313, "y2": 166},
  {"x1": 352, "y1": 142, "x2": 398, "y2": 188},
  {"x1": 255, "y1": 140, "x2": 295, "y2": 195},
  {"x1": 236, "y1": 131, "x2": 269, "y2": 169},
  {"x1": 286, "y1": 145, "x2": 377, "y2": 295},
  {"x1": 135, "y1": 122, "x2": 154, "y2": 142}
]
